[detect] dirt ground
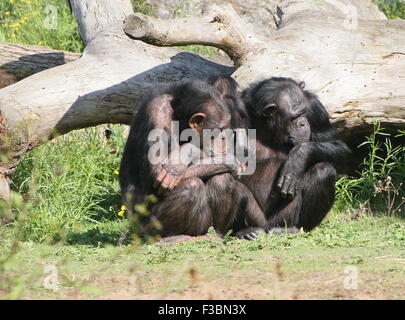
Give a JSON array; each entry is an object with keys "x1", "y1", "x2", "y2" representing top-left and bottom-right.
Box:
[{"x1": 23, "y1": 245, "x2": 403, "y2": 300}]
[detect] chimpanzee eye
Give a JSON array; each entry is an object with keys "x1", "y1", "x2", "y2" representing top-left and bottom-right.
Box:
[{"x1": 262, "y1": 104, "x2": 277, "y2": 118}]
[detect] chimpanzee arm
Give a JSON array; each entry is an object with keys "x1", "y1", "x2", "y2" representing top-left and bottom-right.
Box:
[
  {"x1": 300, "y1": 92, "x2": 351, "y2": 173},
  {"x1": 277, "y1": 93, "x2": 351, "y2": 199},
  {"x1": 156, "y1": 143, "x2": 241, "y2": 194},
  {"x1": 143, "y1": 94, "x2": 183, "y2": 185},
  {"x1": 182, "y1": 154, "x2": 242, "y2": 180},
  {"x1": 289, "y1": 140, "x2": 350, "y2": 172}
]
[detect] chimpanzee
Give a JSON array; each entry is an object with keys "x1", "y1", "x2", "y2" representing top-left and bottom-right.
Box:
[
  {"x1": 119, "y1": 78, "x2": 263, "y2": 241},
  {"x1": 288, "y1": 116, "x2": 311, "y2": 147},
  {"x1": 233, "y1": 77, "x2": 351, "y2": 239}
]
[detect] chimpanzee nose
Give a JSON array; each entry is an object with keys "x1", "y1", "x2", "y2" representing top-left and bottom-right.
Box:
[
  {"x1": 291, "y1": 104, "x2": 306, "y2": 120},
  {"x1": 298, "y1": 117, "x2": 306, "y2": 126}
]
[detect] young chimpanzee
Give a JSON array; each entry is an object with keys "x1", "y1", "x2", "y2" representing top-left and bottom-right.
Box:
[
  {"x1": 119, "y1": 78, "x2": 262, "y2": 241},
  {"x1": 234, "y1": 77, "x2": 351, "y2": 239}
]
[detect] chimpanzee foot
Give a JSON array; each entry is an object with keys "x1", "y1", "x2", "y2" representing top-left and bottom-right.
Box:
[
  {"x1": 234, "y1": 227, "x2": 266, "y2": 240},
  {"x1": 266, "y1": 226, "x2": 300, "y2": 236}
]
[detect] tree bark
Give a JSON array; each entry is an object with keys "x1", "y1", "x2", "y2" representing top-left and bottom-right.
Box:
[
  {"x1": 124, "y1": 0, "x2": 405, "y2": 137},
  {"x1": 0, "y1": 43, "x2": 80, "y2": 77},
  {"x1": 0, "y1": 0, "x2": 404, "y2": 201},
  {"x1": 0, "y1": 0, "x2": 233, "y2": 180},
  {"x1": 124, "y1": 6, "x2": 266, "y2": 64}
]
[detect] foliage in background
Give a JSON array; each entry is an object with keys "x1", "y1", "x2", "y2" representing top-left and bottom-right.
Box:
[
  {"x1": 373, "y1": 0, "x2": 405, "y2": 19},
  {"x1": 131, "y1": 0, "x2": 154, "y2": 16},
  {"x1": 0, "y1": 0, "x2": 224, "y2": 57},
  {"x1": 335, "y1": 124, "x2": 404, "y2": 217},
  {"x1": 6, "y1": 126, "x2": 128, "y2": 244},
  {"x1": 0, "y1": 0, "x2": 83, "y2": 52},
  {"x1": 0, "y1": 0, "x2": 156, "y2": 53}
]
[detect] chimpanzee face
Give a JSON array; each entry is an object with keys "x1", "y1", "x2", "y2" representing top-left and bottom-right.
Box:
[
  {"x1": 170, "y1": 80, "x2": 231, "y2": 132},
  {"x1": 244, "y1": 78, "x2": 310, "y2": 145},
  {"x1": 189, "y1": 97, "x2": 232, "y2": 155},
  {"x1": 256, "y1": 83, "x2": 307, "y2": 122},
  {"x1": 288, "y1": 115, "x2": 311, "y2": 146},
  {"x1": 193, "y1": 98, "x2": 232, "y2": 131}
]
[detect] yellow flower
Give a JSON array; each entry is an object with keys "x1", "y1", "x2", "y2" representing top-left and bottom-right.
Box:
[
  {"x1": 117, "y1": 210, "x2": 125, "y2": 217},
  {"x1": 121, "y1": 205, "x2": 127, "y2": 211},
  {"x1": 11, "y1": 23, "x2": 21, "y2": 30},
  {"x1": 114, "y1": 169, "x2": 119, "y2": 175}
]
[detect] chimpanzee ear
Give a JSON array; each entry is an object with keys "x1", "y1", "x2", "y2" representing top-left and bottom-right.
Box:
[
  {"x1": 298, "y1": 81, "x2": 306, "y2": 89},
  {"x1": 189, "y1": 112, "x2": 207, "y2": 131}
]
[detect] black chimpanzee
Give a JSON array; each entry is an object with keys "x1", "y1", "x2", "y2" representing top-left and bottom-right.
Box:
[
  {"x1": 233, "y1": 77, "x2": 351, "y2": 239},
  {"x1": 288, "y1": 115, "x2": 311, "y2": 147},
  {"x1": 119, "y1": 78, "x2": 262, "y2": 241}
]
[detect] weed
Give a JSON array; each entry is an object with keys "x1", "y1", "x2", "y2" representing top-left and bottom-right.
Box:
[
  {"x1": 335, "y1": 122, "x2": 404, "y2": 217},
  {"x1": 373, "y1": 0, "x2": 405, "y2": 19}
]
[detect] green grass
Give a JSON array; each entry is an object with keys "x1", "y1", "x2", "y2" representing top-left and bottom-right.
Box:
[
  {"x1": 0, "y1": 0, "x2": 154, "y2": 53},
  {"x1": 5, "y1": 126, "x2": 127, "y2": 244},
  {"x1": 1, "y1": 212, "x2": 404, "y2": 299},
  {"x1": 335, "y1": 123, "x2": 404, "y2": 216},
  {"x1": 0, "y1": 123, "x2": 403, "y2": 299},
  {"x1": 0, "y1": 0, "x2": 404, "y2": 300},
  {"x1": 0, "y1": 0, "x2": 221, "y2": 57},
  {"x1": 0, "y1": 0, "x2": 83, "y2": 52}
]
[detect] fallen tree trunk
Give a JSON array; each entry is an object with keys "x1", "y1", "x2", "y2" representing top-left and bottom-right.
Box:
[
  {"x1": 0, "y1": 43, "x2": 80, "y2": 77},
  {"x1": 0, "y1": 0, "x2": 404, "y2": 202},
  {"x1": 124, "y1": 0, "x2": 405, "y2": 137},
  {"x1": 0, "y1": 0, "x2": 232, "y2": 173}
]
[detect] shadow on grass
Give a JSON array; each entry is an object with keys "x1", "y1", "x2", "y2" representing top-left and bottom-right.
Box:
[
  {"x1": 66, "y1": 191, "x2": 129, "y2": 246},
  {"x1": 89, "y1": 191, "x2": 123, "y2": 222},
  {"x1": 67, "y1": 227, "x2": 126, "y2": 246}
]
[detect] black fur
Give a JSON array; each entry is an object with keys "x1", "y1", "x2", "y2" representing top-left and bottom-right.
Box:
[
  {"x1": 235, "y1": 77, "x2": 351, "y2": 238},
  {"x1": 119, "y1": 77, "x2": 261, "y2": 240}
]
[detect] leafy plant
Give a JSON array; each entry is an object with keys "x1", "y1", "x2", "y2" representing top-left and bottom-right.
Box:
[
  {"x1": 335, "y1": 122, "x2": 404, "y2": 216},
  {"x1": 373, "y1": 0, "x2": 405, "y2": 19}
]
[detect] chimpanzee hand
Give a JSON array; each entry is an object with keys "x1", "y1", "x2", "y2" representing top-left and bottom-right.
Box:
[
  {"x1": 223, "y1": 154, "x2": 245, "y2": 178},
  {"x1": 277, "y1": 147, "x2": 306, "y2": 200},
  {"x1": 153, "y1": 163, "x2": 187, "y2": 196},
  {"x1": 277, "y1": 170, "x2": 303, "y2": 200},
  {"x1": 199, "y1": 153, "x2": 244, "y2": 178}
]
